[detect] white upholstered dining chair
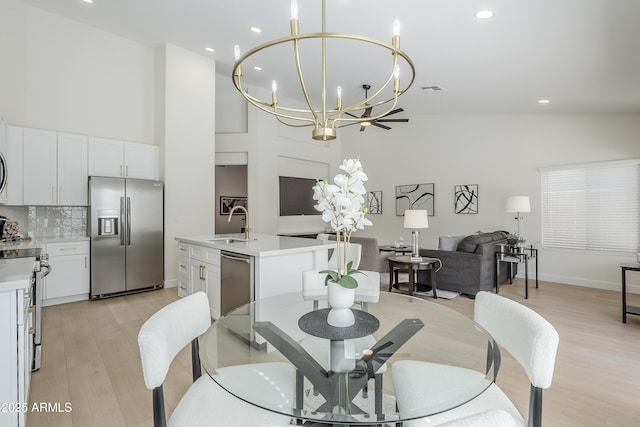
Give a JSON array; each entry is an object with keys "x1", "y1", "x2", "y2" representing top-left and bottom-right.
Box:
[
  {"x1": 137, "y1": 292, "x2": 294, "y2": 427},
  {"x1": 436, "y1": 409, "x2": 520, "y2": 427},
  {"x1": 392, "y1": 291, "x2": 559, "y2": 427}
]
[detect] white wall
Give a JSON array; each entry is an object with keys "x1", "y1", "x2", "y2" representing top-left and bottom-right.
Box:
[
  {"x1": 340, "y1": 113, "x2": 640, "y2": 290},
  {"x1": 161, "y1": 44, "x2": 216, "y2": 285},
  {"x1": 0, "y1": 0, "x2": 155, "y2": 142}
]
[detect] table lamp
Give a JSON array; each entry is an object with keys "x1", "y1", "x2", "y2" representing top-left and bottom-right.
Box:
[
  {"x1": 404, "y1": 210, "x2": 429, "y2": 260},
  {"x1": 506, "y1": 196, "x2": 530, "y2": 243}
]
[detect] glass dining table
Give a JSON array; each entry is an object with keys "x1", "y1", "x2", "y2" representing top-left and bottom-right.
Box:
[{"x1": 199, "y1": 291, "x2": 500, "y2": 425}]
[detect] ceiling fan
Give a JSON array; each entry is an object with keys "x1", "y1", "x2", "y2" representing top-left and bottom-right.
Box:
[{"x1": 342, "y1": 84, "x2": 409, "y2": 132}]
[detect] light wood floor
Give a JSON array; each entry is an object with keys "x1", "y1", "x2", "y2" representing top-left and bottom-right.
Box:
[{"x1": 27, "y1": 279, "x2": 640, "y2": 427}]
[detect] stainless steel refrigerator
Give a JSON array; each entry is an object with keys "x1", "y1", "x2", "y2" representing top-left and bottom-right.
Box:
[{"x1": 89, "y1": 176, "x2": 164, "y2": 299}]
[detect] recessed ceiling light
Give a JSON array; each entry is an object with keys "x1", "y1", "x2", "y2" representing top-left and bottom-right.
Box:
[
  {"x1": 475, "y1": 10, "x2": 494, "y2": 19},
  {"x1": 250, "y1": 27, "x2": 262, "y2": 33},
  {"x1": 253, "y1": 66, "x2": 262, "y2": 71},
  {"x1": 538, "y1": 99, "x2": 551, "y2": 104},
  {"x1": 83, "y1": 0, "x2": 93, "y2": 3},
  {"x1": 205, "y1": 47, "x2": 214, "y2": 53}
]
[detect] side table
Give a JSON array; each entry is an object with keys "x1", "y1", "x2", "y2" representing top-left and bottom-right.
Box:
[
  {"x1": 495, "y1": 243, "x2": 538, "y2": 299},
  {"x1": 388, "y1": 255, "x2": 438, "y2": 298},
  {"x1": 379, "y1": 245, "x2": 413, "y2": 254},
  {"x1": 621, "y1": 263, "x2": 640, "y2": 323}
]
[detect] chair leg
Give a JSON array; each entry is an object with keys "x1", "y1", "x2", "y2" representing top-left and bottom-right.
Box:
[
  {"x1": 375, "y1": 373, "x2": 383, "y2": 421},
  {"x1": 152, "y1": 386, "x2": 167, "y2": 427},
  {"x1": 528, "y1": 385, "x2": 543, "y2": 427},
  {"x1": 191, "y1": 338, "x2": 201, "y2": 382}
]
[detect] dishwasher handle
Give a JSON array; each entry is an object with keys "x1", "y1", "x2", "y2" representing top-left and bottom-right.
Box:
[{"x1": 221, "y1": 253, "x2": 251, "y2": 263}]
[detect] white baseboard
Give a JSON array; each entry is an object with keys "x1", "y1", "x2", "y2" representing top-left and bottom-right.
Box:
[
  {"x1": 514, "y1": 272, "x2": 640, "y2": 294},
  {"x1": 164, "y1": 279, "x2": 178, "y2": 289}
]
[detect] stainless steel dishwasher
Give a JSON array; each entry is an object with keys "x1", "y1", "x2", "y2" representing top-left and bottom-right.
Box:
[{"x1": 220, "y1": 251, "x2": 254, "y2": 316}]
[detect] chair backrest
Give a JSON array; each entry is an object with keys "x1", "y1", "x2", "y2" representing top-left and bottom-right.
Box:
[
  {"x1": 474, "y1": 291, "x2": 559, "y2": 389},
  {"x1": 138, "y1": 292, "x2": 211, "y2": 390},
  {"x1": 327, "y1": 242, "x2": 362, "y2": 270}
]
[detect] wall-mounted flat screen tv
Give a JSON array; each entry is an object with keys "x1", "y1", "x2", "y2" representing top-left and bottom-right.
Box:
[{"x1": 279, "y1": 176, "x2": 321, "y2": 216}]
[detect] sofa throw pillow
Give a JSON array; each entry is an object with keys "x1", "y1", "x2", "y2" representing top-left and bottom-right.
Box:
[{"x1": 439, "y1": 235, "x2": 466, "y2": 251}]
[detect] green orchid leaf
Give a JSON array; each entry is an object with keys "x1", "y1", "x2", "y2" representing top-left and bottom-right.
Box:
[{"x1": 337, "y1": 275, "x2": 358, "y2": 289}]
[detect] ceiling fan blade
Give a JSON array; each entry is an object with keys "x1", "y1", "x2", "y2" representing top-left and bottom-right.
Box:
[
  {"x1": 361, "y1": 106, "x2": 373, "y2": 118},
  {"x1": 382, "y1": 108, "x2": 404, "y2": 117},
  {"x1": 337, "y1": 122, "x2": 359, "y2": 128},
  {"x1": 377, "y1": 118, "x2": 409, "y2": 123},
  {"x1": 359, "y1": 125, "x2": 367, "y2": 132},
  {"x1": 345, "y1": 112, "x2": 359, "y2": 118},
  {"x1": 373, "y1": 123, "x2": 392, "y2": 130}
]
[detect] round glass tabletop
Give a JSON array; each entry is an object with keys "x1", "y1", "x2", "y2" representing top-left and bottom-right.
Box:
[{"x1": 199, "y1": 291, "x2": 499, "y2": 424}]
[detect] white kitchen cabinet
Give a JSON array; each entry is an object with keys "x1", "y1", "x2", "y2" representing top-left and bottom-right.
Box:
[
  {"x1": 22, "y1": 128, "x2": 88, "y2": 206},
  {"x1": 177, "y1": 241, "x2": 190, "y2": 297},
  {"x1": 178, "y1": 243, "x2": 221, "y2": 319},
  {"x1": 0, "y1": 285, "x2": 33, "y2": 427},
  {"x1": 43, "y1": 241, "x2": 90, "y2": 306},
  {"x1": 124, "y1": 142, "x2": 159, "y2": 179},
  {"x1": 22, "y1": 128, "x2": 56, "y2": 205},
  {"x1": 87, "y1": 137, "x2": 124, "y2": 177},
  {"x1": 88, "y1": 137, "x2": 159, "y2": 180},
  {"x1": 57, "y1": 133, "x2": 88, "y2": 205}
]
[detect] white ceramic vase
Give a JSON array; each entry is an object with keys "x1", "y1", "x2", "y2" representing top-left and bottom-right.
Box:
[{"x1": 327, "y1": 280, "x2": 356, "y2": 327}]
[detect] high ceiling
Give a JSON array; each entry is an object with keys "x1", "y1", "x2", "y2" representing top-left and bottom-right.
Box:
[{"x1": 17, "y1": 0, "x2": 640, "y2": 115}]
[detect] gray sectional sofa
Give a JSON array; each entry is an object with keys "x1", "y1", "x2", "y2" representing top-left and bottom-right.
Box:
[{"x1": 417, "y1": 231, "x2": 511, "y2": 298}]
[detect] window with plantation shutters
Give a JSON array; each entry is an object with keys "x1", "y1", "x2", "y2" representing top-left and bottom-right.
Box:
[{"x1": 540, "y1": 160, "x2": 640, "y2": 252}]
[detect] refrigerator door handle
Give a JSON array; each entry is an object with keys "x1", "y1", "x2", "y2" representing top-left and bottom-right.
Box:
[
  {"x1": 126, "y1": 197, "x2": 132, "y2": 246},
  {"x1": 120, "y1": 197, "x2": 126, "y2": 246}
]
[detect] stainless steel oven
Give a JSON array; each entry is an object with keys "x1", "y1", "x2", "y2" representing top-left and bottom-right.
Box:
[
  {"x1": 32, "y1": 254, "x2": 51, "y2": 371},
  {"x1": 0, "y1": 247, "x2": 51, "y2": 371}
]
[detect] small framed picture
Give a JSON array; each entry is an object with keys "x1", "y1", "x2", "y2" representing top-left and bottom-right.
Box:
[
  {"x1": 367, "y1": 191, "x2": 382, "y2": 214},
  {"x1": 220, "y1": 196, "x2": 248, "y2": 215},
  {"x1": 395, "y1": 183, "x2": 435, "y2": 216},
  {"x1": 454, "y1": 184, "x2": 478, "y2": 214}
]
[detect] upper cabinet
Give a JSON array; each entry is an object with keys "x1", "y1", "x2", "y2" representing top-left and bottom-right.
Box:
[
  {"x1": 23, "y1": 129, "x2": 88, "y2": 206},
  {"x1": 88, "y1": 137, "x2": 159, "y2": 180}
]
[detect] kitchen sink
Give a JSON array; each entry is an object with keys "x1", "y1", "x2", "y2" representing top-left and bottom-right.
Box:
[{"x1": 208, "y1": 238, "x2": 256, "y2": 244}]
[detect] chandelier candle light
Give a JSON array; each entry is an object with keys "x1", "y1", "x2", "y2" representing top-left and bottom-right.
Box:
[
  {"x1": 404, "y1": 210, "x2": 429, "y2": 261},
  {"x1": 232, "y1": 0, "x2": 415, "y2": 141}
]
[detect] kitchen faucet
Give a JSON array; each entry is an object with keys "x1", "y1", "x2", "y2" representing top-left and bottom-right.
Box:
[{"x1": 228, "y1": 205, "x2": 250, "y2": 239}]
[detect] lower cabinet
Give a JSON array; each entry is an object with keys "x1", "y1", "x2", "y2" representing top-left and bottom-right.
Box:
[
  {"x1": 43, "y1": 241, "x2": 90, "y2": 306},
  {"x1": 0, "y1": 286, "x2": 33, "y2": 427},
  {"x1": 176, "y1": 242, "x2": 221, "y2": 319}
]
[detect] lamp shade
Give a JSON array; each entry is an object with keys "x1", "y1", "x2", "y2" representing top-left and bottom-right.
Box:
[
  {"x1": 404, "y1": 210, "x2": 429, "y2": 229},
  {"x1": 506, "y1": 196, "x2": 530, "y2": 213}
]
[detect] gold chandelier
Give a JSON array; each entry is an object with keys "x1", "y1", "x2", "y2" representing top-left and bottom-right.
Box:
[{"x1": 232, "y1": 0, "x2": 415, "y2": 141}]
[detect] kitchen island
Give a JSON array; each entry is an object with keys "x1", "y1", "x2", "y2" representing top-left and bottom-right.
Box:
[{"x1": 175, "y1": 233, "x2": 330, "y2": 318}]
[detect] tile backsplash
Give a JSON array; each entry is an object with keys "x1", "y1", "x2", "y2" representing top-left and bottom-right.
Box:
[{"x1": 0, "y1": 206, "x2": 87, "y2": 239}]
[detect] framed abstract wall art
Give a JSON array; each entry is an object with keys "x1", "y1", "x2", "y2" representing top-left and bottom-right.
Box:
[
  {"x1": 395, "y1": 183, "x2": 435, "y2": 216},
  {"x1": 366, "y1": 190, "x2": 382, "y2": 214},
  {"x1": 454, "y1": 184, "x2": 478, "y2": 214},
  {"x1": 220, "y1": 196, "x2": 248, "y2": 215}
]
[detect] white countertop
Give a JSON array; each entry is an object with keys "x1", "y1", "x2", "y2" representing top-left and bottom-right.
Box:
[
  {"x1": 175, "y1": 233, "x2": 330, "y2": 257},
  {"x1": 0, "y1": 258, "x2": 35, "y2": 292},
  {"x1": 0, "y1": 236, "x2": 90, "y2": 251}
]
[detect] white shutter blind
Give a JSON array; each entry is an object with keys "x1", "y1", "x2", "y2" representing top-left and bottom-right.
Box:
[{"x1": 541, "y1": 160, "x2": 640, "y2": 252}]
